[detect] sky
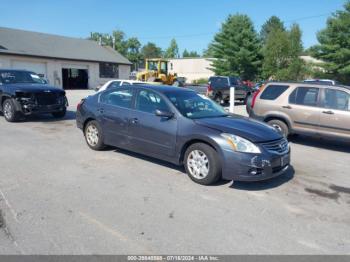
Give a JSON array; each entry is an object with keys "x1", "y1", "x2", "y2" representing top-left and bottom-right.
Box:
[{"x1": 0, "y1": 0, "x2": 346, "y2": 54}]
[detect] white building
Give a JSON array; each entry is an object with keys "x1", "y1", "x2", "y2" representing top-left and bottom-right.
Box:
[
  {"x1": 0, "y1": 27, "x2": 131, "y2": 89},
  {"x1": 168, "y1": 57, "x2": 215, "y2": 83}
]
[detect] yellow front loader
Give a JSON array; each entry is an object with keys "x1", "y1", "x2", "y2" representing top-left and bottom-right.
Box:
[{"x1": 136, "y1": 59, "x2": 181, "y2": 86}]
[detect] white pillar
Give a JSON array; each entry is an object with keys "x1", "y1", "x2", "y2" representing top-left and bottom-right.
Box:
[{"x1": 229, "y1": 87, "x2": 235, "y2": 113}]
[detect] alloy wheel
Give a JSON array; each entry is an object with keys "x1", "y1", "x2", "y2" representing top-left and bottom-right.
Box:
[
  {"x1": 272, "y1": 124, "x2": 283, "y2": 134},
  {"x1": 86, "y1": 124, "x2": 99, "y2": 146},
  {"x1": 187, "y1": 150, "x2": 210, "y2": 179},
  {"x1": 3, "y1": 102, "x2": 13, "y2": 120}
]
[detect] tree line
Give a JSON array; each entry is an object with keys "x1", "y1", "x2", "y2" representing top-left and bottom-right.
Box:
[
  {"x1": 90, "y1": 0, "x2": 350, "y2": 84},
  {"x1": 89, "y1": 32, "x2": 198, "y2": 70}
]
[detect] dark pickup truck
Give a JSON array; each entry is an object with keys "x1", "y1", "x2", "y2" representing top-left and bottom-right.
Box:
[
  {"x1": 0, "y1": 69, "x2": 68, "y2": 122},
  {"x1": 207, "y1": 76, "x2": 252, "y2": 104}
]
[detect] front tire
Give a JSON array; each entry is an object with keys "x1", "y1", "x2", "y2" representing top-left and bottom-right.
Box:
[
  {"x1": 184, "y1": 143, "x2": 221, "y2": 185},
  {"x1": 84, "y1": 120, "x2": 105, "y2": 150},
  {"x1": 267, "y1": 119, "x2": 289, "y2": 137},
  {"x1": 2, "y1": 99, "x2": 20, "y2": 122}
]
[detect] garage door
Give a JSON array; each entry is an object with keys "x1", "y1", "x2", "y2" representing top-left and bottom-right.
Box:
[{"x1": 12, "y1": 61, "x2": 47, "y2": 78}]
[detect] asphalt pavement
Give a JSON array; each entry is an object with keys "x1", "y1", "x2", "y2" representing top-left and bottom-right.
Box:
[{"x1": 0, "y1": 90, "x2": 349, "y2": 254}]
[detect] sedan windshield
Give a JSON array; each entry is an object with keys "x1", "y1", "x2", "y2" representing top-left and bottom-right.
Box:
[
  {"x1": 165, "y1": 91, "x2": 228, "y2": 119},
  {"x1": 0, "y1": 71, "x2": 46, "y2": 84}
]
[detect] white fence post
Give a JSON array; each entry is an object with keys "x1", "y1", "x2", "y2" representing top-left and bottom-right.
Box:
[{"x1": 229, "y1": 87, "x2": 235, "y2": 113}]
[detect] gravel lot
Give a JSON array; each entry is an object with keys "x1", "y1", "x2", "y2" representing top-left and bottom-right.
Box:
[{"x1": 0, "y1": 90, "x2": 349, "y2": 254}]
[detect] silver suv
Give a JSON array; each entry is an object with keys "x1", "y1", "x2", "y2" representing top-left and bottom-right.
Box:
[{"x1": 247, "y1": 82, "x2": 350, "y2": 140}]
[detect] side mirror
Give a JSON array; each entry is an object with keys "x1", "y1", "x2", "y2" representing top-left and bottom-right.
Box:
[{"x1": 155, "y1": 109, "x2": 174, "y2": 119}]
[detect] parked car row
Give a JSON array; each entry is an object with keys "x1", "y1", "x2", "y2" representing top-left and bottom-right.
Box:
[{"x1": 3, "y1": 68, "x2": 350, "y2": 186}]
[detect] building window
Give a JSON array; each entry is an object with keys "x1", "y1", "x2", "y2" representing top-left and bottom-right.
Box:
[{"x1": 99, "y1": 63, "x2": 119, "y2": 78}]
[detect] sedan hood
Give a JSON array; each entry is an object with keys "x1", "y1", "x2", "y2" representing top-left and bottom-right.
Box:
[
  {"x1": 7, "y1": 83, "x2": 65, "y2": 94},
  {"x1": 195, "y1": 114, "x2": 282, "y2": 143}
]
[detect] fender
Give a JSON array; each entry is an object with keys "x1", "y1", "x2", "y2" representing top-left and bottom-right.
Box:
[
  {"x1": 0, "y1": 93, "x2": 23, "y2": 112},
  {"x1": 263, "y1": 111, "x2": 293, "y2": 129},
  {"x1": 175, "y1": 133, "x2": 225, "y2": 165}
]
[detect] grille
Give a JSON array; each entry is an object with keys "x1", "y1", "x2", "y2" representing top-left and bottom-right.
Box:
[
  {"x1": 261, "y1": 138, "x2": 289, "y2": 154},
  {"x1": 35, "y1": 93, "x2": 58, "y2": 105}
]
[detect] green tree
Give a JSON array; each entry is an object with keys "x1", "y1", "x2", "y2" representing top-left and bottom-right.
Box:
[
  {"x1": 210, "y1": 14, "x2": 262, "y2": 80},
  {"x1": 89, "y1": 30, "x2": 128, "y2": 56},
  {"x1": 262, "y1": 24, "x2": 305, "y2": 81},
  {"x1": 126, "y1": 37, "x2": 142, "y2": 70},
  {"x1": 141, "y1": 42, "x2": 163, "y2": 59},
  {"x1": 289, "y1": 24, "x2": 303, "y2": 57},
  {"x1": 89, "y1": 32, "x2": 113, "y2": 46},
  {"x1": 165, "y1": 39, "x2": 179, "y2": 58},
  {"x1": 182, "y1": 49, "x2": 190, "y2": 57},
  {"x1": 112, "y1": 30, "x2": 128, "y2": 56},
  {"x1": 203, "y1": 43, "x2": 215, "y2": 57},
  {"x1": 183, "y1": 49, "x2": 200, "y2": 57},
  {"x1": 311, "y1": 1, "x2": 350, "y2": 84},
  {"x1": 260, "y1": 16, "x2": 285, "y2": 43}
]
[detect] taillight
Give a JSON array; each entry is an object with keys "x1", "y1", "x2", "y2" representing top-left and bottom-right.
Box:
[
  {"x1": 77, "y1": 99, "x2": 85, "y2": 111},
  {"x1": 251, "y1": 85, "x2": 264, "y2": 109},
  {"x1": 206, "y1": 84, "x2": 213, "y2": 96}
]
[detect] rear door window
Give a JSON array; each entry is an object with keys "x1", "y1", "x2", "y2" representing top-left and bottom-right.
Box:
[
  {"x1": 229, "y1": 77, "x2": 241, "y2": 86},
  {"x1": 100, "y1": 88, "x2": 133, "y2": 108},
  {"x1": 136, "y1": 89, "x2": 169, "y2": 114},
  {"x1": 289, "y1": 87, "x2": 320, "y2": 106},
  {"x1": 323, "y1": 89, "x2": 350, "y2": 111},
  {"x1": 260, "y1": 85, "x2": 289, "y2": 100}
]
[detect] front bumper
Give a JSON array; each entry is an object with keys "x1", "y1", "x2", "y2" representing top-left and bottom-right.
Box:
[
  {"x1": 16, "y1": 96, "x2": 68, "y2": 115},
  {"x1": 22, "y1": 104, "x2": 67, "y2": 115},
  {"x1": 221, "y1": 149, "x2": 291, "y2": 182}
]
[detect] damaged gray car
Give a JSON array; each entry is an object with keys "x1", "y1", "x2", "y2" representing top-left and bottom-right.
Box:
[
  {"x1": 0, "y1": 69, "x2": 68, "y2": 122},
  {"x1": 77, "y1": 85, "x2": 291, "y2": 185}
]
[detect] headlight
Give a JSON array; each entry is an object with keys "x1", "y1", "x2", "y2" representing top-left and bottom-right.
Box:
[{"x1": 221, "y1": 133, "x2": 261, "y2": 154}]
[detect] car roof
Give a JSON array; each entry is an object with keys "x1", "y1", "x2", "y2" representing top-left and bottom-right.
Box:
[
  {"x1": 209, "y1": 76, "x2": 239, "y2": 78},
  {"x1": 266, "y1": 81, "x2": 350, "y2": 91},
  {"x1": 133, "y1": 84, "x2": 195, "y2": 94},
  {"x1": 0, "y1": 69, "x2": 32, "y2": 72}
]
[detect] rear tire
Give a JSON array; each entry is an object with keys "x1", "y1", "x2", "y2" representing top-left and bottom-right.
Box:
[
  {"x1": 2, "y1": 99, "x2": 20, "y2": 122},
  {"x1": 244, "y1": 94, "x2": 250, "y2": 105},
  {"x1": 214, "y1": 93, "x2": 223, "y2": 105},
  {"x1": 184, "y1": 143, "x2": 221, "y2": 185},
  {"x1": 84, "y1": 120, "x2": 105, "y2": 150},
  {"x1": 267, "y1": 119, "x2": 289, "y2": 137}
]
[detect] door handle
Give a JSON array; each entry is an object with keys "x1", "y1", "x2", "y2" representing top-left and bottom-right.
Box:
[
  {"x1": 131, "y1": 118, "x2": 139, "y2": 124},
  {"x1": 282, "y1": 105, "x2": 292, "y2": 109},
  {"x1": 322, "y1": 110, "x2": 334, "y2": 115}
]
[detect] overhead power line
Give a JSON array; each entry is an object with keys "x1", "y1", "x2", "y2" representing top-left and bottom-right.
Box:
[
  {"x1": 136, "y1": 12, "x2": 333, "y2": 41},
  {"x1": 284, "y1": 12, "x2": 332, "y2": 23}
]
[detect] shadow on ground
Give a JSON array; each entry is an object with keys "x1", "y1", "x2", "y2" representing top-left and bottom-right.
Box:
[
  {"x1": 112, "y1": 147, "x2": 185, "y2": 172},
  {"x1": 23, "y1": 110, "x2": 76, "y2": 122},
  {"x1": 289, "y1": 135, "x2": 350, "y2": 153},
  {"x1": 111, "y1": 146, "x2": 294, "y2": 190},
  {"x1": 230, "y1": 166, "x2": 295, "y2": 191}
]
